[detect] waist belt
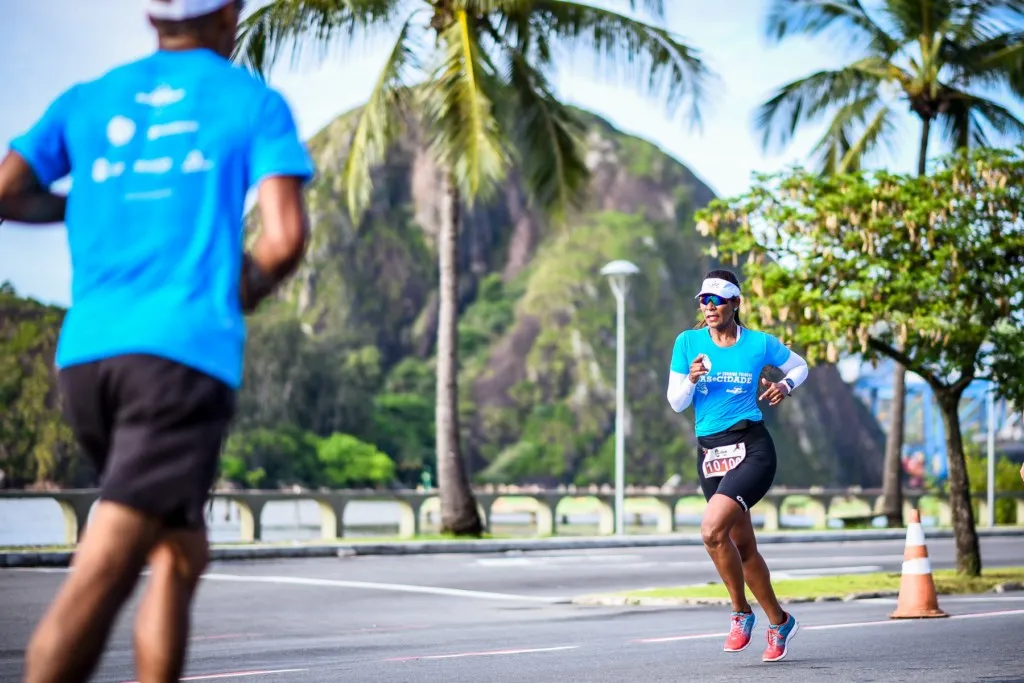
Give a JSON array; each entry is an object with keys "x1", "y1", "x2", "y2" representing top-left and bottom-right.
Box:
[{"x1": 726, "y1": 419, "x2": 764, "y2": 432}]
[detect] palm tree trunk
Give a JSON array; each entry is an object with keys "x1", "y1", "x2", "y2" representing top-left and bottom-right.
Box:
[
  {"x1": 879, "y1": 118, "x2": 931, "y2": 527},
  {"x1": 936, "y1": 387, "x2": 981, "y2": 576},
  {"x1": 435, "y1": 173, "x2": 484, "y2": 537}
]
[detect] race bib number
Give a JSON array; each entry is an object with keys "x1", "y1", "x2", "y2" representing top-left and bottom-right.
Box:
[{"x1": 701, "y1": 442, "x2": 746, "y2": 479}]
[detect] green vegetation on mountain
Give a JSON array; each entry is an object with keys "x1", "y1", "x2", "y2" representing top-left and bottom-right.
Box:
[
  {"x1": 0, "y1": 110, "x2": 886, "y2": 492},
  {"x1": 0, "y1": 283, "x2": 82, "y2": 488}
]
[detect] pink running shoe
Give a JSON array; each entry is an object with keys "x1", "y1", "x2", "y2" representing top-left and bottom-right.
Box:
[
  {"x1": 724, "y1": 611, "x2": 757, "y2": 652},
  {"x1": 762, "y1": 612, "x2": 799, "y2": 662}
]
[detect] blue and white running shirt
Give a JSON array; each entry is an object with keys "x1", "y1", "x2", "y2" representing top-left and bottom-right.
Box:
[
  {"x1": 9, "y1": 48, "x2": 315, "y2": 388},
  {"x1": 669, "y1": 327, "x2": 795, "y2": 437}
]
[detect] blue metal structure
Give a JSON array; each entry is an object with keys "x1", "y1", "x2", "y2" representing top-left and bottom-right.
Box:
[{"x1": 850, "y1": 358, "x2": 1021, "y2": 483}]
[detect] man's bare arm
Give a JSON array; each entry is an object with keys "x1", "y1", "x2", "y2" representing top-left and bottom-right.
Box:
[
  {"x1": 0, "y1": 152, "x2": 66, "y2": 224},
  {"x1": 240, "y1": 175, "x2": 310, "y2": 313}
]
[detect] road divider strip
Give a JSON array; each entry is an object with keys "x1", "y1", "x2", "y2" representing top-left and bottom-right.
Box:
[{"x1": 4, "y1": 527, "x2": 1023, "y2": 568}]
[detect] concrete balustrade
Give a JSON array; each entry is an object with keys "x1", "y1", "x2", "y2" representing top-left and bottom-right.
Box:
[{"x1": 2, "y1": 486, "x2": 1021, "y2": 546}]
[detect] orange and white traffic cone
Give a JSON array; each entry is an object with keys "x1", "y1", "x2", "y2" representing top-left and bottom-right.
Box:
[{"x1": 889, "y1": 508, "x2": 948, "y2": 619}]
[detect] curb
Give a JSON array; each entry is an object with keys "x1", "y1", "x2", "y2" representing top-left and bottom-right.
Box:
[
  {"x1": 3, "y1": 526, "x2": 1023, "y2": 568},
  {"x1": 570, "y1": 583, "x2": 1024, "y2": 607}
]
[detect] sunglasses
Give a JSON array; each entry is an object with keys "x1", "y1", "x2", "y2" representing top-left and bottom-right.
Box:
[{"x1": 698, "y1": 294, "x2": 731, "y2": 307}]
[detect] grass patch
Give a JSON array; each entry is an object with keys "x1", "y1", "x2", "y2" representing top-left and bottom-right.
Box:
[{"x1": 621, "y1": 567, "x2": 1024, "y2": 601}]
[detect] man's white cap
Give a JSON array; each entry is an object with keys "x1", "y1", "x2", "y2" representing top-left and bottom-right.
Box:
[
  {"x1": 695, "y1": 277, "x2": 741, "y2": 300},
  {"x1": 147, "y1": 0, "x2": 233, "y2": 20}
]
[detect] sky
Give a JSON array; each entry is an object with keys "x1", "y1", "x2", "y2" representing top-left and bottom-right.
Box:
[{"x1": 0, "y1": 0, "x2": 1020, "y2": 312}]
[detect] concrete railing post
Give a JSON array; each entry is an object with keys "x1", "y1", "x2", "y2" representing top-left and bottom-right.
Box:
[
  {"x1": 397, "y1": 498, "x2": 422, "y2": 538},
  {"x1": 316, "y1": 495, "x2": 348, "y2": 539},
  {"x1": 230, "y1": 496, "x2": 266, "y2": 542},
  {"x1": 55, "y1": 493, "x2": 98, "y2": 544}
]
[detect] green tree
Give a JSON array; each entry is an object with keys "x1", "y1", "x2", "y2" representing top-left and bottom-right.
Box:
[
  {"x1": 0, "y1": 287, "x2": 80, "y2": 487},
  {"x1": 694, "y1": 146, "x2": 1024, "y2": 576},
  {"x1": 755, "y1": 0, "x2": 1024, "y2": 526},
  {"x1": 316, "y1": 433, "x2": 396, "y2": 487},
  {"x1": 220, "y1": 425, "x2": 322, "y2": 488},
  {"x1": 233, "y1": 0, "x2": 711, "y2": 535},
  {"x1": 371, "y1": 392, "x2": 436, "y2": 484}
]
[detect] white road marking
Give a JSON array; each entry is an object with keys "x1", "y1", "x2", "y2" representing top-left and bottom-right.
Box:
[
  {"x1": 773, "y1": 565, "x2": 884, "y2": 578},
  {"x1": 634, "y1": 608, "x2": 1024, "y2": 643},
  {"x1": 473, "y1": 554, "x2": 648, "y2": 566},
  {"x1": 385, "y1": 645, "x2": 578, "y2": 662},
  {"x1": 200, "y1": 573, "x2": 568, "y2": 603}
]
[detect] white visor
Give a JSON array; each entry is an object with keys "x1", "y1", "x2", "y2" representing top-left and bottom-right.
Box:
[
  {"x1": 695, "y1": 277, "x2": 741, "y2": 300},
  {"x1": 147, "y1": 0, "x2": 233, "y2": 20}
]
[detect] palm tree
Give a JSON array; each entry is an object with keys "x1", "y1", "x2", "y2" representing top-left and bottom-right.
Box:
[
  {"x1": 232, "y1": 0, "x2": 711, "y2": 536},
  {"x1": 754, "y1": 0, "x2": 1024, "y2": 530}
]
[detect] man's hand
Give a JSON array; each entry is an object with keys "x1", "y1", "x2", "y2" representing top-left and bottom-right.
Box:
[
  {"x1": 0, "y1": 152, "x2": 66, "y2": 224},
  {"x1": 241, "y1": 175, "x2": 309, "y2": 314},
  {"x1": 688, "y1": 354, "x2": 710, "y2": 384},
  {"x1": 758, "y1": 377, "x2": 790, "y2": 407}
]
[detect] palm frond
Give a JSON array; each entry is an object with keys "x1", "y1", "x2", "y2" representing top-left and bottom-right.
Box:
[
  {"x1": 754, "y1": 59, "x2": 890, "y2": 153},
  {"x1": 808, "y1": 97, "x2": 897, "y2": 174},
  {"x1": 623, "y1": 0, "x2": 666, "y2": 20},
  {"x1": 232, "y1": 0, "x2": 403, "y2": 78},
  {"x1": 532, "y1": 0, "x2": 712, "y2": 128},
  {"x1": 881, "y1": 0, "x2": 958, "y2": 45},
  {"x1": 422, "y1": 9, "x2": 510, "y2": 203},
  {"x1": 504, "y1": 50, "x2": 590, "y2": 222},
  {"x1": 944, "y1": 31, "x2": 1024, "y2": 97},
  {"x1": 947, "y1": 1, "x2": 1022, "y2": 44},
  {"x1": 763, "y1": 0, "x2": 900, "y2": 55},
  {"x1": 341, "y1": 16, "x2": 420, "y2": 223},
  {"x1": 837, "y1": 102, "x2": 898, "y2": 171},
  {"x1": 940, "y1": 93, "x2": 1024, "y2": 150},
  {"x1": 455, "y1": 0, "x2": 665, "y2": 17}
]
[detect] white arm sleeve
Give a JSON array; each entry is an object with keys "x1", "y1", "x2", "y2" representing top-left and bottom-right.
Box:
[
  {"x1": 667, "y1": 371, "x2": 697, "y2": 412},
  {"x1": 778, "y1": 349, "x2": 809, "y2": 390}
]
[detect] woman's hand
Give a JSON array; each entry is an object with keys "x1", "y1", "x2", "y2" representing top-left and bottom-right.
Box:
[
  {"x1": 688, "y1": 355, "x2": 710, "y2": 384},
  {"x1": 758, "y1": 378, "x2": 790, "y2": 407}
]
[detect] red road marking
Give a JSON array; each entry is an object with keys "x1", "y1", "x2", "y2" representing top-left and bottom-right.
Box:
[
  {"x1": 385, "y1": 645, "x2": 579, "y2": 662},
  {"x1": 119, "y1": 668, "x2": 306, "y2": 682}
]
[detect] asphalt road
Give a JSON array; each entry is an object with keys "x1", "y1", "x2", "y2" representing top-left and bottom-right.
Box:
[{"x1": 1, "y1": 536, "x2": 1022, "y2": 682}]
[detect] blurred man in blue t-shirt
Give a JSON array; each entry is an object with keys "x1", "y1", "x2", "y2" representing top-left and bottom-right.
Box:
[{"x1": 0, "y1": 1, "x2": 314, "y2": 680}]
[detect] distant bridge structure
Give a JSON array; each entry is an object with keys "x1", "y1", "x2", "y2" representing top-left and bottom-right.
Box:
[{"x1": 847, "y1": 358, "x2": 1023, "y2": 483}]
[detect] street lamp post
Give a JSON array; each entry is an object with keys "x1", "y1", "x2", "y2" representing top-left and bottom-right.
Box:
[{"x1": 600, "y1": 259, "x2": 640, "y2": 537}]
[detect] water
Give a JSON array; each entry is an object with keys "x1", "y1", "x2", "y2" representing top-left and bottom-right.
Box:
[{"x1": 0, "y1": 497, "x2": 849, "y2": 547}]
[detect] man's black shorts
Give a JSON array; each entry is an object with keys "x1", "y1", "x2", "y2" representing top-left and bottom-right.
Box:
[
  {"x1": 58, "y1": 354, "x2": 236, "y2": 530},
  {"x1": 696, "y1": 421, "x2": 777, "y2": 513}
]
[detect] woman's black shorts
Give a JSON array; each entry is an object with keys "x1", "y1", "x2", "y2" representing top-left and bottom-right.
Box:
[{"x1": 696, "y1": 420, "x2": 777, "y2": 512}]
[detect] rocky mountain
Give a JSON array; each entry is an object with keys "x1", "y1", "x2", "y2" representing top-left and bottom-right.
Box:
[{"x1": 248, "y1": 106, "x2": 886, "y2": 489}]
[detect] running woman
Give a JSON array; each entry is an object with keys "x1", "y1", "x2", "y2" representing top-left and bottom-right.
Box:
[
  {"x1": 0, "y1": 1, "x2": 313, "y2": 681},
  {"x1": 667, "y1": 269, "x2": 809, "y2": 662}
]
